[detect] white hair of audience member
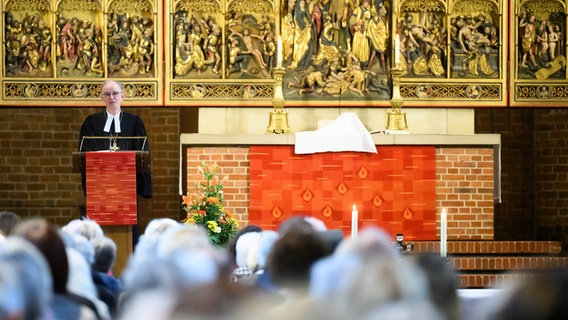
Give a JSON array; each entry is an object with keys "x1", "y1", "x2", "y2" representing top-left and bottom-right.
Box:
[
  {"x1": 304, "y1": 216, "x2": 328, "y2": 232},
  {"x1": 0, "y1": 237, "x2": 53, "y2": 320},
  {"x1": 334, "y1": 226, "x2": 400, "y2": 259},
  {"x1": 62, "y1": 219, "x2": 104, "y2": 241},
  {"x1": 120, "y1": 252, "x2": 221, "y2": 313},
  {"x1": 122, "y1": 224, "x2": 223, "y2": 300},
  {"x1": 144, "y1": 218, "x2": 181, "y2": 237},
  {"x1": 310, "y1": 227, "x2": 432, "y2": 319},
  {"x1": 155, "y1": 225, "x2": 225, "y2": 286},
  {"x1": 235, "y1": 230, "x2": 279, "y2": 272},
  {"x1": 128, "y1": 218, "x2": 182, "y2": 268},
  {"x1": 118, "y1": 288, "x2": 178, "y2": 320},
  {"x1": 154, "y1": 224, "x2": 218, "y2": 259},
  {"x1": 256, "y1": 230, "x2": 279, "y2": 270},
  {"x1": 60, "y1": 230, "x2": 95, "y2": 264},
  {"x1": 121, "y1": 256, "x2": 187, "y2": 298},
  {"x1": 166, "y1": 248, "x2": 221, "y2": 288},
  {"x1": 66, "y1": 247, "x2": 110, "y2": 320},
  {"x1": 236, "y1": 231, "x2": 261, "y2": 270},
  {"x1": 91, "y1": 236, "x2": 117, "y2": 273}
]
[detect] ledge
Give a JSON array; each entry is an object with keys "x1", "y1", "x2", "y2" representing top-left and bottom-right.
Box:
[{"x1": 180, "y1": 133, "x2": 501, "y2": 147}]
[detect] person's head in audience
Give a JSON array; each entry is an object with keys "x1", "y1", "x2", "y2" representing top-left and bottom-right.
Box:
[
  {"x1": 277, "y1": 215, "x2": 314, "y2": 236},
  {"x1": 234, "y1": 231, "x2": 262, "y2": 277},
  {"x1": 334, "y1": 226, "x2": 399, "y2": 259},
  {"x1": 12, "y1": 217, "x2": 69, "y2": 294},
  {"x1": 122, "y1": 225, "x2": 224, "y2": 297},
  {"x1": 92, "y1": 236, "x2": 117, "y2": 273},
  {"x1": 413, "y1": 252, "x2": 461, "y2": 320},
  {"x1": 228, "y1": 224, "x2": 262, "y2": 267},
  {"x1": 120, "y1": 224, "x2": 230, "y2": 317},
  {"x1": 476, "y1": 268, "x2": 568, "y2": 320},
  {"x1": 267, "y1": 220, "x2": 331, "y2": 295},
  {"x1": 129, "y1": 218, "x2": 181, "y2": 266},
  {"x1": 0, "y1": 211, "x2": 21, "y2": 236},
  {"x1": 0, "y1": 237, "x2": 53, "y2": 320},
  {"x1": 59, "y1": 230, "x2": 95, "y2": 265},
  {"x1": 143, "y1": 218, "x2": 180, "y2": 238},
  {"x1": 310, "y1": 226, "x2": 433, "y2": 319},
  {"x1": 62, "y1": 218, "x2": 104, "y2": 241}
]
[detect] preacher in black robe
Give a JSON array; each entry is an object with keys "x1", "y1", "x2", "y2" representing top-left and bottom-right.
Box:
[
  {"x1": 78, "y1": 81, "x2": 152, "y2": 199},
  {"x1": 79, "y1": 110, "x2": 152, "y2": 198}
]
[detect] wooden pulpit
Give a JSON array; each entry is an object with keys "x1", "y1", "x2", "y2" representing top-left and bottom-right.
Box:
[{"x1": 73, "y1": 150, "x2": 150, "y2": 275}]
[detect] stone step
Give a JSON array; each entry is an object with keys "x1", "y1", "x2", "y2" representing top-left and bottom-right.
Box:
[
  {"x1": 411, "y1": 241, "x2": 562, "y2": 255},
  {"x1": 451, "y1": 256, "x2": 568, "y2": 271},
  {"x1": 458, "y1": 272, "x2": 527, "y2": 288},
  {"x1": 407, "y1": 241, "x2": 566, "y2": 288}
]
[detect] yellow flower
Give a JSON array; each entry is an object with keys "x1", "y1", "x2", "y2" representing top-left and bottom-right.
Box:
[
  {"x1": 183, "y1": 217, "x2": 196, "y2": 224},
  {"x1": 206, "y1": 220, "x2": 221, "y2": 233}
]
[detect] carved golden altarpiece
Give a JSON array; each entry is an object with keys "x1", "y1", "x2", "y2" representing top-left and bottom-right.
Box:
[
  {"x1": 1, "y1": 0, "x2": 163, "y2": 106},
  {"x1": 510, "y1": 0, "x2": 568, "y2": 106},
  {"x1": 3, "y1": 0, "x2": 566, "y2": 107}
]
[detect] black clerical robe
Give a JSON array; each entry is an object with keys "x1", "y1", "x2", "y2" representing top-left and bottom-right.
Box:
[{"x1": 79, "y1": 111, "x2": 152, "y2": 198}]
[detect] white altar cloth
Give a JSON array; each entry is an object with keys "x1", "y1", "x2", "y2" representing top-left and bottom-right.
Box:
[{"x1": 294, "y1": 113, "x2": 377, "y2": 154}]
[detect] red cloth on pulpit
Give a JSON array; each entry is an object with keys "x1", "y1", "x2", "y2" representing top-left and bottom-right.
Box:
[{"x1": 85, "y1": 152, "x2": 137, "y2": 225}]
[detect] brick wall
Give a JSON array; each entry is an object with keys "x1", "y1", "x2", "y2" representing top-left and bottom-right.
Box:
[
  {"x1": 0, "y1": 107, "x2": 181, "y2": 230},
  {"x1": 436, "y1": 148, "x2": 495, "y2": 239},
  {"x1": 3, "y1": 107, "x2": 567, "y2": 250},
  {"x1": 533, "y1": 109, "x2": 568, "y2": 247},
  {"x1": 186, "y1": 146, "x2": 495, "y2": 239},
  {"x1": 184, "y1": 148, "x2": 250, "y2": 224},
  {"x1": 476, "y1": 108, "x2": 568, "y2": 250}
]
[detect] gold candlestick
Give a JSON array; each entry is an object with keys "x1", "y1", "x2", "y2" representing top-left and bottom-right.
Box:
[
  {"x1": 266, "y1": 66, "x2": 291, "y2": 134},
  {"x1": 386, "y1": 63, "x2": 409, "y2": 131}
]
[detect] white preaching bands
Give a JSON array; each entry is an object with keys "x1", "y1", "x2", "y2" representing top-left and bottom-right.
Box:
[{"x1": 104, "y1": 111, "x2": 122, "y2": 133}]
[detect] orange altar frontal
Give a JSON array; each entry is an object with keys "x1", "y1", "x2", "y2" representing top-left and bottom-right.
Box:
[
  {"x1": 181, "y1": 134, "x2": 501, "y2": 241},
  {"x1": 249, "y1": 146, "x2": 436, "y2": 240}
]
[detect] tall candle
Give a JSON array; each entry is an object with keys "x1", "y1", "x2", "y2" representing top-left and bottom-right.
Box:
[
  {"x1": 351, "y1": 204, "x2": 358, "y2": 239},
  {"x1": 394, "y1": 34, "x2": 401, "y2": 65},
  {"x1": 440, "y1": 208, "x2": 447, "y2": 257},
  {"x1": 276, "y1": 36, "x2": 283, "y2": 67}
]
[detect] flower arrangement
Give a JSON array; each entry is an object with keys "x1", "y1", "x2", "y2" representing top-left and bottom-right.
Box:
[{"x1": 182, "y1": 162, "x2": 239, "y2": 246}]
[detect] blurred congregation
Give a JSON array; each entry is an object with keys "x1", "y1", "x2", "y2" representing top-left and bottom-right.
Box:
[{"x1": 1, "y1": 211, "x2": 567, "y2": 320}]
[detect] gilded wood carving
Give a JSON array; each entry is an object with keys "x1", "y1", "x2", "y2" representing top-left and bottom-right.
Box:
[
  {"x1": 511, "y1": 0, "x2": 568, "y2": 106},
  {"x1": 9, "y1": 0, "x2": 565, "y2": 107},
  {"x1": 1, "y1": 0, "x2": 162, "y2": 105}
]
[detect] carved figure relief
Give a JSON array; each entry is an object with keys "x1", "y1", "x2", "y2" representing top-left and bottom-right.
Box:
[
  {"x1": 4, "y1": 0, "x2": 53, "y2": 77},
  {"x1": 447, "y1": 0, "x2": 500, "y2": 79},
  {"x1": 516, "y1": 0, "x2": 566, "y2": 80}
]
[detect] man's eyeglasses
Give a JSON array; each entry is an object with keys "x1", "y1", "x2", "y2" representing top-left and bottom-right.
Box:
[{"x1": 102, "y1": 91, "x2": 122, "y2": 98}]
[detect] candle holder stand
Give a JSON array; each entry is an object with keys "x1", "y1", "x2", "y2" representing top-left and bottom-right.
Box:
[
  {"x1": 266, "y1": 66, "x2": 291, "y2": 134},
  {"x1": 386, "y1": 63, "x2": 409, "y2": 132}
]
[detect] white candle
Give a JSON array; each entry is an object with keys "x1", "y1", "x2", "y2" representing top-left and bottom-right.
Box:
[
  {"x1": 276, "y1": 36, "x2": 283, "y2": 67},
  {"x1": 351, "y1": 204, "x2": 358, "y2": 239},
  {"x1": 440, "y1": 208, "x2": 447, "y2": 257},
  {"x1": 394, "y1": 34, "x2": 401, "y2": 65}
]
